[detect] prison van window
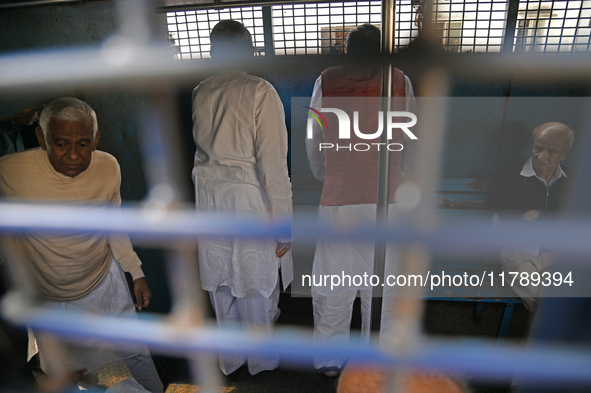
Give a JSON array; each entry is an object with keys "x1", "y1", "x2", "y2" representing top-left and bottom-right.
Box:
[{"x1": 166, "y1": 0, "x2": 591, "y2": 58}]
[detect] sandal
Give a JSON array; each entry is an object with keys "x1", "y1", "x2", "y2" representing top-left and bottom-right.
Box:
[{"x1": 317, "y1": 366, "x2": 341, "y2": 378}]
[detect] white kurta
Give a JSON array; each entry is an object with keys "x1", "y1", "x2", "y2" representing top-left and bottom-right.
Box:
[
  {"x1": 192, "y1": 72, "x2": 293, "y2": 299},
  {"x1": 306, "y1": 75, "x2": 416, "y2": 297}
]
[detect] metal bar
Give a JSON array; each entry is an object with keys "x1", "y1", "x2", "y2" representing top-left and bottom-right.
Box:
[
  {"x1": 3, "y1": 202, "x2": 591, "y2": 260},
  {"x1": 0, "y1": 0, "x2": 110, "y2": 11},
  {"x1": 7, "y1": 308, "x2": 591, "y2": 385},
  {"x1": 496, "y1": 303, "x2": 515, "y2": 347},
  {"x1": 502, "y1": 0, "x2": 520, "y2": 53},
  {"x1": 381, "y1": 69, "x2": 452, "y2": 357},
  {"x1": 371, "y1": 0, "x2": 396, "y2": 333},
  {"x1": 156, "y1": 0, "x2": 376, "y2": 13},
  {"x1": 117, "y1": 0, "x2": 156, "y2": 45},
  {"x1": 3, "y1": 47, "x2": 591, "y2": 94},
  {"x1": 262, "y1": 6, "x2": 275, "y2": 57}
]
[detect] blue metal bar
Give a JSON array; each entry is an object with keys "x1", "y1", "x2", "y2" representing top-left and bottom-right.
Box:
[
  {"x1": 496, "y1": 303, "x2": 516, "y2": 347},
  {"x1": 2, "y1": 47, "x2": 591, "y2": 93},
  {"x1": 7, "y1": 308, "x2": 591, "y2": 386},
  {"x1": 426, "y1": 297, "x2": 523, "y2": 304},
  {"x1": 2, "y1": 202, "x2": 591, "y2": 260}
]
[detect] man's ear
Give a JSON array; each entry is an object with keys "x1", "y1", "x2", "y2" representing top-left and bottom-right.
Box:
[
  {"x1": 92, "y1": 130, "x2": 100, "y2": 151},
  {"x1": 35, "y1": 127, "x2": 47, "y2": 151}
]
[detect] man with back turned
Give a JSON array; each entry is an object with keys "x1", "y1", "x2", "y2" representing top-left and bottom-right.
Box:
[
  {"x1": 305, "y1": 24, "x2": 417, "y2": 376},
  {"x1": 191, "y1": 20, "x2": 293, "y2": 376}
]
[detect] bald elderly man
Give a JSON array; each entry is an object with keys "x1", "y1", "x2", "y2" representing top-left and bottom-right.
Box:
[{"x1": 494, "y1": 122, "x2": 573, "y2": 311}]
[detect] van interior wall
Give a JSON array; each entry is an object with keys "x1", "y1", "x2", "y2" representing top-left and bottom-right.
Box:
[
  {"x1": 2, "y1": 2, "x2": 591, "y2": 314},
  {"x1": 270, "y1": 66, "x2": 590, "y2": 181}
]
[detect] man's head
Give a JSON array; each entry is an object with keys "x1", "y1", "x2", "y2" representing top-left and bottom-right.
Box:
[
  {"x1": 531, "y1": 122, "x2": 573, "y2": 182},
  {"x1": 36, "y1": 97, "x2": 100, "y2": 178},
  {"x1": 346, "y1": 24, "x2": 381, "y2": 58},
  {"x1": 210, "y1": 20, "x2": 254, "y2": 60}
]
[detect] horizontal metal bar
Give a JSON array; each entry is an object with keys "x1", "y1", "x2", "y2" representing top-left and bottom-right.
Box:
[
  {"x1": 1, "y1": 202, "x2": 591, "y2": 260},
  {"x1": 2, "y1": 45, "x2": 591, "y2": 94},
  {"x1": 0, "y1": 0, "x2": 110, "y2": 10},
  {"x1": 6, "y1": 305, "x2": 591, "y2": 385},
  {"x1": 155, "y1": 0, "x2": 375, "y2": 13},
  {"x1": 0, "y1": 202, "x2": 290, "y2": 242}
]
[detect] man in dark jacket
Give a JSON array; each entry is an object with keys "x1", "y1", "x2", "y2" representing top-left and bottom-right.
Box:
[{"x1": 494, "y1": 122, "x2": 573, "y2": 311}]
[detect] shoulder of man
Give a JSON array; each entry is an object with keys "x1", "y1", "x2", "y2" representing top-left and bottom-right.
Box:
[
  {"x1": 240, "y1": 73, "x2": 275, "y2": 89},
  {"x1": 234, "y1": 74, "x2": 281, "y2": 100},
  {"x1": 91, "y1": 150, "x2": 121, "y2": 175},
  {"x1": 0, "y1": 148, "x2": 39, "y2": 175},
  {"x1": 561, "y1": 164, "x2": 572, "y2": 178},
  {"x1": 194, "y1": 73, "x2": 273, "y2": 95},
  {"x1": 0, "y1": 149, "x2": 41, "y2": 196},
  {"x1": 320, "y1": 65, "x2": 347, "y2": 79}
]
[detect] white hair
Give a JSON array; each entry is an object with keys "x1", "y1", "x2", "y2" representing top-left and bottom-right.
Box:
[
  {"x1": 532, "y1": 123, "x2": 574, "y2": 151},
  {"x1": 39, "y1": 97, "x2": 98, "y2": 140}
]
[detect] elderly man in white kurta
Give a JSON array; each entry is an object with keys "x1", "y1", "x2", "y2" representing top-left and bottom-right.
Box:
[
  {"x1": 191, "y1": 20, "x2": 293, "y2": 376},
  {"x1": 0, "y1": 97, "x2": 162, "y2": 392},
  {"x1": 306, "y1": 24, "x2": 417, "y2": 375}
]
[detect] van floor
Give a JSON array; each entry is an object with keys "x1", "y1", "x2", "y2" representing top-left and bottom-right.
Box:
[{"x1": 155, "y1": 293, "x2": 533, "y2": 393}]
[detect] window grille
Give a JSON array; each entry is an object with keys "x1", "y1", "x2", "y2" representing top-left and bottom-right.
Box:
[
  {"x1": 167, "y1": 7, "x2": 266, "y2": 60},
  {"x1": 514, "y1": 0, "x2": 591, "y2": 52},
  {"x1": 430, "y1": 0, "x2": 508, "y2": 52},
  {"x1": 165, "y1": 0, "x2": 591, "y2": 57},
  {"x1": 271, "y1": 2, "x2": 382, "y2": 55}
]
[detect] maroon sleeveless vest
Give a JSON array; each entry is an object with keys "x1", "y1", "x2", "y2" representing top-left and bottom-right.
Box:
[{"x1": 319, "y1": 65, "x2": 407, "y2": 206}]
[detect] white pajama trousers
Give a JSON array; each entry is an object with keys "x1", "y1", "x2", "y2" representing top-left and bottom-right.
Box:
[
  {"x1": 312, "y1": 290, "x2": 396, "y2": 369},
  {"x1": 122, "y1": 350, "x2": 163, "y2": 393},
  {"x1": 501, "y1": 249, "x2": 553, "y2": 312},
  {"x1": 208, "y1": 280, "x2": 281, "y2": 375},
  {"x1": 30, "y1": 259, "x2": 163, "y2": 393}
]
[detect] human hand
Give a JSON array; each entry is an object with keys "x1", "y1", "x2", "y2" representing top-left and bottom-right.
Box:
[
  {"x1": 133, "y1": 277, "x2": 152, "y2": 311},
  {"x1": 41, "y1": 368, "x2": 87, "y2": 391},
  {"x1": 276, "y1": 242, "x2": 291, "y2": 258},
  {"x1": 523, "y1": 210, "x2": 540, "y2": 222}
]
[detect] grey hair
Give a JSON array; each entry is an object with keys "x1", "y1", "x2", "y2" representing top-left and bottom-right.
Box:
[
  {"x1": 532, "y1": 123, "x2": 574, "y2": 151},
  {"x1": 39, "y1": 97, "x2": 98, "y2": 140}
]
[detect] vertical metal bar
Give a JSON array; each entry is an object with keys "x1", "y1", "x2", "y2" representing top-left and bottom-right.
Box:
[
  {"x1": 572, "y1": 1, "x2": 584, "y2": 53},
  {"x1": 371, "y1": 0, "x2": 396, "y2": 332},
  {"x1": 189, "y1": 354, "x2": 222, "y2": 393},
  {"x1": 116, "y1": 0, "x2": 155, "y2": 45},
  {"x1": 496, "y1": 303, "x2": 515, "y2": 347},
  {"x1": 398, "y1": 69, "x2": 450, "y2": 337},
  {"x1": 262, "y1": 6, "x2": 275, "y2": 57},
  {"x1": 138, "y1": 85, "x2": 217, "y2": 387},
  {"x1": 503, "y1": 0, "x2": 520, "y2": 53}
]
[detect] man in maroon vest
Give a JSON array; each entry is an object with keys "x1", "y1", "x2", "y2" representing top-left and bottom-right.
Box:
[{"x1": 305, "y1": 24, "x2": 416, "y2": 377}]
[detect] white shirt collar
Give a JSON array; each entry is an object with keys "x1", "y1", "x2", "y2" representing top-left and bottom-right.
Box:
[{"x1": 520, "y1": 156, "x2": 567, "y2": 186}]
